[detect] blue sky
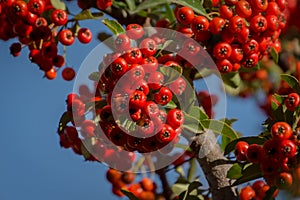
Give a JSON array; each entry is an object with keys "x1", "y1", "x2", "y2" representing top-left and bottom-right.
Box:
[{"x1": 0, "y1": 3, "x2": 269, "y2": 199}]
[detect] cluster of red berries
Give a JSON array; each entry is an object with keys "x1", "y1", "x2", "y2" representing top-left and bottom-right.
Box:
[
  {"x1": 172, "y1": 0, "x2": 286, "y2": 73},
  {"x1": 106, "y1": 169, "x2": 157, "y2": 200},
  {"x1": 93, "y1": 24, "x2": 189, "y2": 153},
  {"x1": 235, "y1": 118, "x2": 300, "y2": 192},
  {"x1": 60, "y1": 88, "x2": 137, "y2": 169},
  {"x1": 0, "y1": 0, "x2": 94, "y2": 80},
  {"x1": 240, "y1": 180, "x2": 278, "y2": 200}
]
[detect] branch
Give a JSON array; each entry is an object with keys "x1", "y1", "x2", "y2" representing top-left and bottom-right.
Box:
[
  {"x1": 157, "y1": 167, "x2": 175, "y2": 200},
  {"x1": 190, "y1": 130, "x2": 238, "y2": 200}
]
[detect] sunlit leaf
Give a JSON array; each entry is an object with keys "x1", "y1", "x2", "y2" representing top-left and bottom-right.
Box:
[
  {"x1": 57, "y1": 112, "x2": 72, "y2": 133},
  {"x1": 170, "y1": 0, "x2": 206, "y2": 15},
  {"x1": 201, "y1": 119, "x2": 239, "y2": 140},
  {"x1": 222, "y1": 72, "x2": 241, "y2": 89},
  {"x1": 125, "y1": 0, "x2": 136, "y2": 11},
  {"x1": 102, "y1": 19, "x2": 125, "y2": 35},
  {"x1": 233, "y1": 164, "x2": 263, "y2": 186},
  {"x1": 227, "y1": 163, "x2": 242, "y2": 179},
  {"x1": 280, "y1": 74, "x2": 300, "y2": 93},
  {"x1": 50, "y1": 0, "x2": 66, "y2": 10},
  {"x1": 74, "y1": 10, "x2": 104, "y2": 20},
  {"x1": 270, "y1": 47, "x2": 278, "y2": 64}
]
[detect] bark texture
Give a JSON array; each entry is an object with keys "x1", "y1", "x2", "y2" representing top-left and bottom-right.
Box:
[{"x1": 190, "y1": 130, "x2": 238, "y2": 200}]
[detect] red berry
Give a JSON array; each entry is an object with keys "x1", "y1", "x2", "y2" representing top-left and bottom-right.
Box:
[
  {"x1": 234, "y1": 141, "x2": 249, "y2": 161},
  {"x1": 96, "y1": 0, "x2": 112, "y2": 10},
  {"x1": 27, "y1": 0, "x2": 45, "y2": 15},
  {"x1": 167, "y1": 109, "x2": 184, "y2": 129},
  {"x1": 216, "y1": 59, "x2": 233, "y2": 73},
  {"x1": 77, "y1": 28, "x2": 92, "y2": 44},
  {"x1": 58, "y1": 29, "x2": 75, "y2": 46},
  {"x1": 271, "y1": 121, "x2": 292, "y2": 140},
  {"x1": 209, "y1": 17, "x2": 226, "y2": 34},
  {"x1": 110, "y1": 57, "x2": 128, "y2": 78},
  {"x1": 213, "y1": 42, "x2": 232, "y2": 59},
  {"x1": 239, "y1": 186, "x2": 255, "y2": 200},
  {"x1": 123, "y1": 48, "x2": 143, "y2": 64},
  {"x1": 62, "y1": 67, "x2": 75, "y2": 81},
  {"x1": 176, "y1": 6, "x2": 195, "y2": 25},
  {"x1": 139, "y1": 38, "x2": 157, "y2": 57},
  {"x1": 285, "y1": 93, "x2": 300, "y2": 111},
  {"x1": 51, "y1": 9, "x2": 68, "y2": 26},
  {"x1": 12, "y1": 0, "x2": 28, "y2": 17},
  {"x1": 156, "y1": 124, "x2": 176, "y2": 143},
  {"x1": 154, "y1": 86, "x2": 173, "y2": 106},
  {"x1": 45, "y1": 67, "x2": 57, "y2": 80},
  {"x1": 191, "y1": 16, "x2": 209, "y2": 33},
  {"x1": 126, "y1": 24, "x2": 144, "y2": 40},
  {"x1": 235, "y1": 0, "x2": 252, "y2": 18},
  {"x1": 246, "y1": 144, "x2": 264, "y2": 163},
  {"x1": 115, "y1": 34, "x2": 131, "y2": 51}
]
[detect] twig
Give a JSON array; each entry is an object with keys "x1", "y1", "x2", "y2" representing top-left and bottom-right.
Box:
[{"x1": 156, "y1": 167, "x2": 174, "y2": 200}]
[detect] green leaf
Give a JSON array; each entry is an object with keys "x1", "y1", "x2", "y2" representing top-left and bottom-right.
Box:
[
  {"x1": 280, "y1": 74, "x2": 300, "y2": 93},
  {"x1": 263, "y1": 186, "x2": 277, "y2": 200},
  {"x1": 113, "y1": 0, "x2": 128, "y2": 9},
  {"x1": 154, "y1": 40, "x2": 173, "y2": 57},
  {"x1": 165, "y1": 3, "x2": 175, "y2": 23},
  {"x1": 130, "y1": 0, "x2": 169, "y2": 14},
  {"x1": 50, "y1": 0, "x2": 66, "y2": 10},
  {"x1": 97, "y1": 32, "x2": 112, "y2": 43},
  {"x1": 270, "y1": 47, "x2": 278, "y2": 64},
  {"x1": 220, "y1": 118, "x2": 238, "y2": 126},
  {"x1": 174, "y1": 143, "x2": 192, "y2": 152},
  {"x1": 285, "y1": 109, "x2": 295, "y2": 127},
  {"x1": 165, "y1": 100, "x2": 178, "y2": 109},
  {"x1": 221, "y1": 135, "x2": 231, "y2": 152},
  {"x1": 227, "y1": 163, "x2": 243, "y2": 179},
  {"x1": 125, "y1": 0, "x2": 136, "y2": 11},
  {"x1": 201, "y1": 119, "x2": 239, "y2": 140},
  {"x1": 272, "y1": 104, "x2": 285, "y2": 122},
  {"x1": 271, "y1": 94, "x2": 284, "y2": 111},
  {"x1": 222, "y1": 72, "x2": 241, "y2": 89},
  {"x1": 233, "y1": 164, "x2": 263, "y2": 186},
  {"x1": 102, "y1": 19, "x2": 125, "y2": 35},
  {"x1": 160, "y1": 65, "x2": 183, "y2": 85},
  {"x1": 170, "y1": 0, "x2": 206, "y2": 15},
  {"x1": 188, "y1": 106, "x2": 208, "y2": 121},
  {"x1": 86, "y1": 99, "x2": 107, "y2": 112},
  {"x1": 88, "y1": 72, "x2": 100, "y2": 81},
  {"x1": 187, "y1": 159, "x2": 197, "y2": 182},
  {"x1": 74, "y1": 10, "x2": 104, "y2": 20},
  {"x1": 183, "y1": 112, "x2": 204, "y2": 134},
  {"x1": 57, "y1": 112, "x2": 72, "y2": 133},
  {"x1": 172, "y1": 183, "x2": 189, "y2": 196},
  {"x1": 120, "y1": 189, "x2": 139, "y2": 200},
  {"x1": 81, "y1": 143, "x2": 92, "y2": 160},
  {"x1": 224, "y1": 136, "x2": 266, "y2": 155}
]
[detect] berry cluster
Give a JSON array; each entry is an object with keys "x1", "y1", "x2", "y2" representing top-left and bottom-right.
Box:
[
  {"x1": 93, "y1": 24, "x2": 190, "y2": 153},
  {"x1": 0, "y1": 0, "x2": 95, "y2": 80},
  {"x1": 106, "y1": 169, "x2": 157, "y2": 200},
  {"x1": 172, "y1": 0, "x2": 286, "y2": 73},
  {"x1": 239, "y1": 180, "x2": 278, "y2": 200},
  {"x1": 234, "y1": 90, "x2": 300, "y2": 193}
]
